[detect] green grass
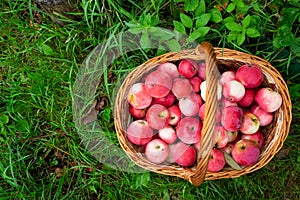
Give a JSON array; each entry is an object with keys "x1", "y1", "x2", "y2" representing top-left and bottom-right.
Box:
[{"x1": 0, "y1": 0, "x2": 299, "y2": 199}]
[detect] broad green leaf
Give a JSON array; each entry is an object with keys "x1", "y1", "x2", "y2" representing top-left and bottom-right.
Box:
[
  {"x1": 246, "y1": 28, "x2": 260, "y2": 38},
  {"x1": 184, "y1": 0, "x2": 199, "y2": 11},
  {"x1": 226, "y1": 3, "x2": 235, "y2": 12},
  {"x1": 290, "y1": 37, "x2": 300, "y2": 57},
  {"x1": 173, "y1": 0, "x2": 184, "y2": 2},
  {"x1": 180, "y1": 13, "x2": 193, "y2": 28},
  {"x1": 140, "y1": 32, "x2": 152, "y2": 49},
  {"x1": 157, "y1": 43, "x2": 167, "y2": 55},
  {"x1": 223, "y1": 16, "x2": 235, "y2": 23},
  {"x1": 225, "y1": 22, "x2": 242, "y2": 32},
  {"x1": 151, "y1": 15, "x2": 159, "y2": 26},
  {"x1": 279, "y1": 7, "x2": 300, "y2": 26},
  {"x1": 187, "y1": 27, "x2": 210, "y2": 42},
  {"x1": 195, "y1": 0, "x2": 206, "y2": 16},
  {"x1": 125, "y1": 21, "x2": 140, "y2": 28},
  {"x1": 173, "y1": 20, "x2": 186, "y2": 34},
  {"x1": 39, "y1": 44, "x2": 54, "y2": 56},
  {"x1": 167, "y1": 39, "x2": 182, "y2": 52},
  {"x1": 195, "y1": 14, "x2": 211, "y2": 28},
  {"x1": 128, "y1": 27, "x2": 144, "y2": 34},
  {"x1": 133, "y1": 173, "x2": 150, "y2": 189},
  {"x1": 209, "y1": 8, "x2": 223, "y2": 23},
  {"x1": 237, "y1": 33, "x2": 246, "y2": 45},
  {"x1": 236, "y1": 0, "x2": 245, "y2": 9},
  {"x1": 149, "y1": 27, "x2": 175, "y2": 40},
  {"x1": 144, "y1": 13, "x2": 152, "y2": 25},
  {"x1": 242, "y1": 15, "x2": 251, "y2": 27},
  {"x1": 227, "y1": 31, "x2": 239, "y2": 42},
  {"x1": 273, "y1": 24, "x2": 294, "y2": 48},
  {"x1": 224, "y1": 152, "x2": 242, "y2": 170}
]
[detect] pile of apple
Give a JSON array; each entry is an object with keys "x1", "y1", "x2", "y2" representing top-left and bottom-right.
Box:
[{"x1": 125, "y1": 59, "x2": 282, "y2": 172}]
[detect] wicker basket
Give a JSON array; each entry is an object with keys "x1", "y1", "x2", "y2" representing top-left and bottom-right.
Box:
[{"x1": 114, "y1": 42, "x2": 292, "y2": 186}]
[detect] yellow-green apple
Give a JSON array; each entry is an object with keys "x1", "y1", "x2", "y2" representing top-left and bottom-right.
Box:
[{"x1": 240, "y1": 112, "x2": 260, "y2": 134}]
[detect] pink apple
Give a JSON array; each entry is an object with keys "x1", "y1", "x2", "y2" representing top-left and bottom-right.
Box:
[
  {"x1": 126, "y1": 120, "x2": 154, "y2": 145},
  {"x1": 176, "y1": 117, "x2": 202, "y2": 144},
  {"x1": 127, "y1": 83, "x2": 152, "y2": 109},
  {"x1": 145, "y1": 139, "x2": 170, "y2": 164},
  {"x1": 172, "y1": 78, "x2": 193, "y2": 98},
  {"x1": 236, "y1": 64, "x2": 264, "y2": 88},
  {"x1": 232, "y1": 139, "x2": 260, "y2": 166},
  {"x1": 171, "y1": 142, "x2": 196, "y2": 167},
  {"x1": 213, "y1": 125, "x2": 229, "y2": 148},
  {"x1": 129, "y1": 105, "x2": 147, "y2": 119},
  {"x1": 223, "y1": 80, "x2": 245, "y2": 102},
  {"x1": 168, "y1": 105, "x2": 181, "y2": 126},
  {"x1": 199, "y1": 103, "x2": 221, "y2": 123},
  {"x1": 157, "y1": 62, "x2": 179, "y2": 79},
  {"x1": 152, "y1": 92, "x2": 176, "y2": 107},
  {"x1": 251, "y1": 105, "x2": 273, "y2": 126},
  {"x1": 240, "y1": 112, "x2": 260, "y2": 134},
  {"x1": 227, "y1": 130, "x2": 238, "y2": 143},
  {"x1": 197, "y1": 62, "x2": 206, "y2": 80},
  {"x1": 158, "y1": 126, "x2": 177, "y2": 144},
  {"x1": 145, "y1": 70, "x2": 172, "y2": 98},
  {"x1": 189, "y1": 76, "x2": 202, "y2": 92},
  {"x1": 194, "y1": 141, "x2": 201, "y2": 153},
  {"x1": 221, "y1": 98, "x2": 238, "y2": 108},
  {"x1": 178, "y1": 59, "x2": 198, "y2": 78},
  {"x1": 146, "y1": 104, "x2": 170, "y2": 130},
  {"x1": 179, "y1": 93, "x2": 201, "y2": 117},
  {"x1": 241, "y1": 130, "x2": 264, "y2": 148},
  {"x1": 220, "y1": 70, "x2": 236, "y2": 85},
  {"x1": 207, "y1": 148, "x2": 226, "y2": 172},
  {"x1": 255, "y1": 87, "x2": 282, "y2": 113},
  {"x1": 221, "y1": 143, "x2": 234, "y2": 155},
  {"x1": 221, "y1": 106, "x2": 243, "y2": 132},
  {"x1": 237, "y1": 89, "x2": 255, "y2": 107}
]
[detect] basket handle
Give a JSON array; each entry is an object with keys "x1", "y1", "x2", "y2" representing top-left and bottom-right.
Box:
[{"x1": 189, "y1": 42, "x2": 219, "y2": 186}]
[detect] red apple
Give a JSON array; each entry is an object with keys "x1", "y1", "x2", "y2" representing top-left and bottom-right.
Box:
[
  {"x1": 237, "y1": 88, "x2": 255, "y2": 107},
  {"x1": 189, "y1": 76, "x2": 202, "y2": 92},
  {"x1": 129, "y1": 105, "x2": 147, "y2": 119},
  {"x1": 158, "y1": 126, "x2": 177, "y2": 144},
  {"x1": 145, "y1": 70, "x2": 172, "y2": 98},
  {"x1": 197, "y1": 62, "x2": 206, "y2": 80},
  {"x1": 172, "y1": 78, "x2": 193, "y2": 98},
  {"x1": 213, "y1": 125, "x2": 229, "y2": 148},
  {"x1": 240, "y1": 112, "x2": 260, "y2": 134},
  {"x1": 178, "y1": 59, "x2": 198, "y2": 78},
  {"x1": 241, "y1": 130, "x2": 264, "y2": 148},
  {"x1": 145, "y1": 139, "x2": 170, "y2": 164},
  {"x1": 221, "y1": 98, "x2": 238, "y2": 108},
  {"x1": 255, "y1": 87, "x2": 282, "y2": 113},
  {"x1": 227, "y1": 130, "x2": 238, "y2": 143},
  {"x1": 176, "y1": 117, "x2": 202, "y2": 144},
  {"x1": 207, "y1": 148, "x2": 226, "y2": 172},
  {"x1": 251, "y1": 105, "x2": 273, "y2": 126},
  {"x1": 179, "y1": 93, "x2": 201, "y2": 117},
  {"x1": 236, "y1": 64, "x2": 263, "y2": 88},
  {"x1": 126, "y1": 120, "x2": 154, "y2": 145},
  {"x1": 157, "y1": 62, "x2": 179, "y2": 79},
  {"x1": 221, "y1": 143, "x2": 234, "y2": 155},
  {"x1": 168, "y1": 105, "x2": 181, "y2": 126},
  {"x1": 223, "y1": 80, "x2": 245, "y2": 102},
  {"x1": 127, "y1": 83, "x2": 152, "y2": 109},
  {"x1": 171, "y1": 142, "x2": 196, "y2": 167},
  {"x1": 220, "y1": 70, "x2": 236, "y2": 85},
  {"x1": 232, "y1": 139, "x2": 260, "y2": 166},
  {"x1": 152, "y1": 92, "x2": 176, "y2": 107},
  {"x1": 199, "y1": 103, "x2": 221, "y2": 123},
  {"x1": 221, "y1": 106, "x2": 243, "y2": 132},
  {"x1": 146, "y1": 104, "x2": 170, "y2": 130}
]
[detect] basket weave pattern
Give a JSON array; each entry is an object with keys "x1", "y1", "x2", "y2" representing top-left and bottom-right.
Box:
[{"x1": 114, "y1": 42, "x2": 292, "y2": 186}]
